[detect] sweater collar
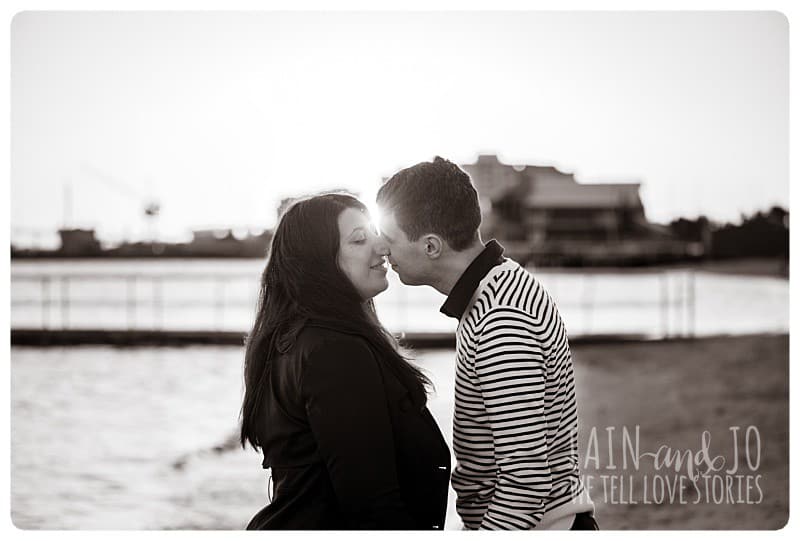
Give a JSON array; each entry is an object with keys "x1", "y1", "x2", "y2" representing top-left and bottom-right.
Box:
[{"x1": 439, "y1": 240, "x2": 506, "y2": 320}]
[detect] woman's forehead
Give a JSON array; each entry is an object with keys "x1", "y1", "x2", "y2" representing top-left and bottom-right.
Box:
[{"x1": 338, "y1": 207, "x2": 372, "y2": 234}]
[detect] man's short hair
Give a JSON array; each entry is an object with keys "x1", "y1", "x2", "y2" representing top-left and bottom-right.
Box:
[{"x1": 377, "y1": 156, "x2": 481, "y2": 251}]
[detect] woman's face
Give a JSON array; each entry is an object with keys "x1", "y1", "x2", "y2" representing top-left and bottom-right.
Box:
[{"x1": 336, "y1": 207, "x2": 389, "y2": 300}]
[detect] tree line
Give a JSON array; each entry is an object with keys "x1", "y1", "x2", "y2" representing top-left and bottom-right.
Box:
[{"x1": 669, "y1": 206, "x2": 788, "y2": 259}]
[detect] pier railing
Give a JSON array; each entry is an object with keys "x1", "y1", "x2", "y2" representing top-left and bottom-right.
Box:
[
  {"x1": 10, "y1": 269, "x2": 698, "y2": 342},
  {"x1": 11, "y1": 272, "x2": 258, "y2": 332}
]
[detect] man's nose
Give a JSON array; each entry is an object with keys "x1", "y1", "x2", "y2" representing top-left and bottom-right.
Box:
[{"x1": 374, "y1": 238, "x2": 390, "y2": 257}]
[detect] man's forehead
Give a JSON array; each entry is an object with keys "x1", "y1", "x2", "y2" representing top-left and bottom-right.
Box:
[
  {"x1": 378, "y1": 212, "x2": 404, "y2": 240},
  {"x1": 378, "y1": 211, "x2": 398, "y2": 229}
]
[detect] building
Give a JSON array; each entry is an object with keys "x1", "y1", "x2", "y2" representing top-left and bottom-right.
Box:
[
  {"x1": 462, "y1": 155, "x2": 696, "y2": 265},
  {"x1": 58, "y1": 229, "x2": 102, "y2": 256},
  {"x1": 186, "y1": 228, "x2": 272, "y2": 257}
]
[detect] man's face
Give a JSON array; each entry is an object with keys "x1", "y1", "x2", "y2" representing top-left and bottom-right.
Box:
[{"x1": 378, "y1": 211, "x2": 431, "y2": 286}]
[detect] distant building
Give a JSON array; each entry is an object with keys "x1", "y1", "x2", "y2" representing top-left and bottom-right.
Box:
[
  {"x1": 462, "y1": 155, "x2": 694, "y2": 265},
  {"x1": 191, "y1": 229, "x2": 238, "y2": 245},
  {"x1": 13, "y1": 226, "x2": 274, "y2": 259},
  {"x1": 187, "y1": 228, "x2": 272, "y2": 257},
  {"x1": 58, "y1": 229, "x2": 101, "y2": 256},
  {"x1": 239, "y1": 229, "x2": 273, "y2": 257}
]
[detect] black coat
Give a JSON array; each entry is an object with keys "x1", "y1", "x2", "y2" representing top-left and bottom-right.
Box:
[{"x1": 246, "y1": 320, "x2": 451, "y2": 530}]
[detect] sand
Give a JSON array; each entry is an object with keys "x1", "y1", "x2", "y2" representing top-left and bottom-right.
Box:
[{"x1": 570, "y1": 333, "x2": 788, "y2": 529}]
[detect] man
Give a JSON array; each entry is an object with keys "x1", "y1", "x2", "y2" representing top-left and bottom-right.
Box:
[{"x1": 376, "y1": 157, "x2": 597, "y2": 530}]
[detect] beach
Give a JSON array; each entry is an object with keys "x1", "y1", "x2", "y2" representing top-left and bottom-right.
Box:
[
  {"x1": 10, "y1": 332, "x2": 788, "y2": 530},
  {"x1": 568, "y1": 333, "x2": 788, "y2": 529}
]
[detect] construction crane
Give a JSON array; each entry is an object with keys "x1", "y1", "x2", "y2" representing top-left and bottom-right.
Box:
[{"x1": 75, "y1": 162, "x2": 161, "y2": 242}]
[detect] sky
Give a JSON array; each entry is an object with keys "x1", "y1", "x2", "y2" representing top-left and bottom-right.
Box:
[{"x1": 9, "y1": 10, "x2": 789, "y2": 247}]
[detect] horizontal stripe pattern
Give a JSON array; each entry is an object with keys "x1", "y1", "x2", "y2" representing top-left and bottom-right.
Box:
[{"x1": 451, "y1": 259, "x2": 589, "y2": 529}]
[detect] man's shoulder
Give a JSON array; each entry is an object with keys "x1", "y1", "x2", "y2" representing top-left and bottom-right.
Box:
[
  {"x1": 477, "y1": 260, "x2": 541, "y2": 306},
  {"x1": 466, "y1": 260, "x2": 565, "y2": 334}
]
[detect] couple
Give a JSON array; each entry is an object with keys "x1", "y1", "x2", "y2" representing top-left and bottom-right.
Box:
[{"x1": 239, "y1": 157, "x2": 597, "y2": 530}]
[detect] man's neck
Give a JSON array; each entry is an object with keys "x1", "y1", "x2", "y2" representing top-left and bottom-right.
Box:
[{"x1": 429, "y1": 242, "x2": 487, "y2": 296}]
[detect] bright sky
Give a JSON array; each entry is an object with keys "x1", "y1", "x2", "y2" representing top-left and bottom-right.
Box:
[{"x1": 10, "y1": 10, "x2": 788, "y2": 246}]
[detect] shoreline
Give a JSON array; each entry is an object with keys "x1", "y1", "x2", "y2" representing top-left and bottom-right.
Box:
[
  {"x1": 9, "y1": 328, "x2": 670, "y2": 348},
  {"x1": 534, "y1": 257, "x2": 788, "y2": 279},
  {"x1": 10, "y1": 328, "x2": 786, "y2": 349},
  {"x1": 12, "y1": 255, "x2": 788, "y2": 279}
]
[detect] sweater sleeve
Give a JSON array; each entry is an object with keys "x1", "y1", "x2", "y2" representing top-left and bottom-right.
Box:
[
  {"x1": 473, "y1": 307, "x2": 551, "y2": 530},
  {"x1": 301, "y1": 335, "x2": 415, "y2": 529}
]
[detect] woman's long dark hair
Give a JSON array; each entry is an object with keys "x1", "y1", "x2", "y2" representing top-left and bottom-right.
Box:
[{"x1": 240, "y1": 193, "x2": 432, "y2": 451}]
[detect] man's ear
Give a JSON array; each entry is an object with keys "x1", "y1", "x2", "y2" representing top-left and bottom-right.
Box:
[{"x1": 422, "y1": 235, "x2": 444, "y2": 259}]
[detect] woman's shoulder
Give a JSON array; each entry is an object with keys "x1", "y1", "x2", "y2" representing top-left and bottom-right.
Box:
[
  {"x1": 295, "y1": 321, "x2": 374, "y2": 360},
  {"x1": 293, "y1": 323, "x2": 386, "y2": 391}
]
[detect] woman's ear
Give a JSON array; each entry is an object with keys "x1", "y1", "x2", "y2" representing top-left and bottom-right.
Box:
[{"x1": 423, "y1": 235, "x2": 444, "y2": 259}]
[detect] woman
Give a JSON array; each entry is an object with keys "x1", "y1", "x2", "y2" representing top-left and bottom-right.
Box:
[{"x1": 240, "y1": 193, "x2": 451, "y2": 530}]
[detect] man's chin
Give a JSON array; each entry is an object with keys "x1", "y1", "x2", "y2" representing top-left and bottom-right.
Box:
[
  {"x1": 396, "y1": 274, "x2": 419, "y2": 286},
  {"x1": 391, "y1": 266, "x2": 420, "y2": 286}
]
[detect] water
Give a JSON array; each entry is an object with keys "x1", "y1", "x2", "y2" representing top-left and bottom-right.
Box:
[
  {"x1": 10, "y1": 346, "x2": 460, "y2": 530},
  {"x1": 9, "y1": 260, "x2": 789, "y2": 529},
  {"x1": 10, "y1": 259, "x2": 790, "y2": 337}
]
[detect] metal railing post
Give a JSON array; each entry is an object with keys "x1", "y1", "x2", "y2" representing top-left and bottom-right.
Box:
[
  {"x1": 41, "y1": 276, "x2": 51, "y2": 329},
  {"x1": 60, "y1": 276, "x2": 70, "y2": 329},
  {"x1": 153, "y1": 277, "x2": 163, "y2": 330},
  {"x1": 215, "y1": 278, "x2": 225, "y2": 331},
  {"x1": 126, "y1": 276, "x2": 137, "y2": 330}
]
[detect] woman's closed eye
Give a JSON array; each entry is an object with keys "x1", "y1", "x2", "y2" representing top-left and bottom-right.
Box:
[{"x1": 348, "y1": 224, "x2": 378, "y2": 245}]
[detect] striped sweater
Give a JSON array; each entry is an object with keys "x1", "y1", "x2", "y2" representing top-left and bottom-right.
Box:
[{"x1": 450, "y1": 258, "x2": 593, "y2": 530}]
